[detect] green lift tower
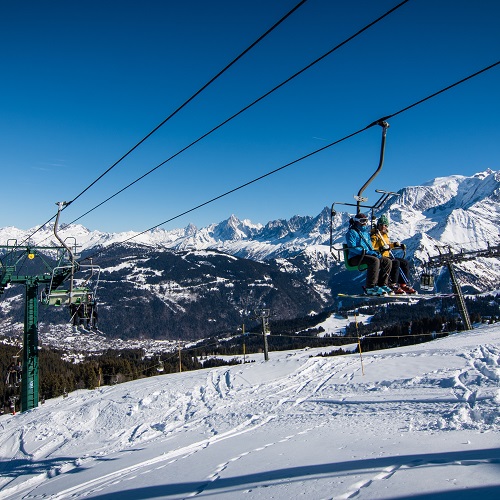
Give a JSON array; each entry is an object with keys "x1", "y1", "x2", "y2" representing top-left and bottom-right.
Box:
[
  {"x1": 0, "y1": 242, "x2": 72, "y2": 411},
  {"x1": 1, "y1": 203, "x2": 99, "y2": 412}
]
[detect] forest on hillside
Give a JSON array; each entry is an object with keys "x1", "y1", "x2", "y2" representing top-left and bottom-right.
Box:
[{"x1": 2, "y1": 295, "x2": 499, "y2": 414}]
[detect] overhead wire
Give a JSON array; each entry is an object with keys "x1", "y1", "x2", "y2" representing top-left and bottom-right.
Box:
[
  {"x1": 65, "y1": 0, "x2": 310, "y2": 209},
  {"x1": 7, "y1": 0, "x2": 309, "y2": 251},
  {"x1": 68, "y1": 0, "x2": 411, "y2": 226},
  {"x1": 243, "y1": 330, "x2": 449, "y2": 341},
  {"x1": 376, "y1": 60, "x2": 500, "y2": 122},
  {"x1": 5, "y1": 0, "x2": 411, "y2": 297},
  {"x1": 81, "y1": 59, "x2": 500, "y2": 262}
]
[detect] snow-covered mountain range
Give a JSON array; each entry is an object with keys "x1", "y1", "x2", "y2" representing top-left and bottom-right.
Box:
[
  {"x1": 1, "y1": 169, "x2": 500, "y2": 340},
  {"x1": 3, "y1": 169, "x2": 499, "y2": 260}
]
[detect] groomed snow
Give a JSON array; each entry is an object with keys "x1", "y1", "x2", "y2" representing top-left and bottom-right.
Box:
[{"x1": 0, "y1": 325, "x2": 499, "y2": 499}]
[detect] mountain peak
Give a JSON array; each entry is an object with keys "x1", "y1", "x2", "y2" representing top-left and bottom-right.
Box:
[{"x1": 1, "y1": 170, "x2": 499, "y2": 284}]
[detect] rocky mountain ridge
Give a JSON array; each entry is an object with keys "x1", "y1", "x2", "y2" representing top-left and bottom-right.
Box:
[{"x1": 1, "y1": 169, "x2": 499, "y2": 341}]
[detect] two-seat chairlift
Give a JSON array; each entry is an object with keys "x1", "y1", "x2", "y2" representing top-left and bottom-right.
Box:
[
  {"x1": 329, "y1": 121, "x2": 434, "y2": 291},
  {"x1": 329, "y1": 121, "x2": 399, "y2": 269},
  {"x1": 40, "y1": 202, "x2": 100, "y2": 324}
]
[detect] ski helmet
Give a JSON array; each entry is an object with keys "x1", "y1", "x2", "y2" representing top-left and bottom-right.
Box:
[{"x1": 377, "y1": 215, "x2": 389, "y2": 227}]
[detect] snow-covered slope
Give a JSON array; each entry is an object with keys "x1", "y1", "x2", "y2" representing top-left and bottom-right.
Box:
[
  {"x1": 381, "y1": 170, "x2": 500, "y2": 252},
  {"x1": 0, "y1": 325, "x2": 498, "y2": 499}
]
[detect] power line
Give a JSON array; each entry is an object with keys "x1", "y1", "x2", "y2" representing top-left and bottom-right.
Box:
[
  {"x1": 82, "y1": 59, "x2": 499, "y2": 261},
  {"x1": 68, "y1": 0, "x2": 411, "y2": 226},
  {"x1": 65, "y1": 0, "x2": 309, "y2": 208}
]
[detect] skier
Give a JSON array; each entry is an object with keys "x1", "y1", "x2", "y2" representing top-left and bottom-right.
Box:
[
  {"x1": 370, "y1": 215, "x2": 416, "y2": 294},
  {"x1": 345, "y1": 213, "x2": 393, "y2": 296},
  {"x1": 5, "y1": 361, "x2": 21, "y2": 387},
  {"x1": 70, "y1": 303, "x2": 85, "y2": 331},
  {"x1": 86, "y1": 296, "x2": 98, "y2": 330},
  {"x1": 4, "y1": 362, "x2": 21, "y2": 414}
]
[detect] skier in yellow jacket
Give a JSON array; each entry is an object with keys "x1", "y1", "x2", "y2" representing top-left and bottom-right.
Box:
[{"x1": 370, "y1": 215, "x2": 416, "y2": 294}]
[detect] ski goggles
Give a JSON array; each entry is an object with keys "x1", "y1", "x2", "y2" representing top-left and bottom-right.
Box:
[{"x1": 353, "y1": 215, "x2": 369, "y2": 225}]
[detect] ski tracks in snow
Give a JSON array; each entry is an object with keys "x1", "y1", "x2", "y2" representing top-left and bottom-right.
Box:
[
  {"x1": 192, "y1": 424, "x2": 325, "y2": 498},
  {"x1": 0, "y1": 414, "x2": 274, "y2": 499},
  {"x1": 1, "y1": 337, "x2": 499, "y2": 499},
  {"x1": 0, "y1": 353, "x2": 347, "y2": 498},
  {"x1": 448, "y1": 344, "x2": 500, "y2": 429}
]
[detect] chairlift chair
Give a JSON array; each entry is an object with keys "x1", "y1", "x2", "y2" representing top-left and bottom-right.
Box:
[
  {"x1": 42, "y1": 204, "x2": 102, "y2": 331},
  {"x1": 341, "y1": 244, "x2": 368, "y2": 272},
  {"x1": 420, "y1": 272, "x2": 435, "y2": 291},
  {"x1": 328, "y1": 121, "x2": 409, "y2": 282},
  {"x1": 41, "y1": 264, "x2": 100, "y2": 305},
  {"x1": 157, "y1": 358, "x2": 164, "y2": 373}
]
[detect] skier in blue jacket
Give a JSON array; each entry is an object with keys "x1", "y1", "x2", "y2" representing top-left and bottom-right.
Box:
[{"x1": 345, "y1": 213, "x2": 392, "y2": 296}]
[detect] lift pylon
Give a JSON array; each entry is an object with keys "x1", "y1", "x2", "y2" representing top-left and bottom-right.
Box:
[
  {"x1": 423, "y1": 243, "x2": 500, "y2": 331},
  {"x1": 0, "y1": 242, "x2": 71, "y2": 411},
  {"x1": 0, "y1": 204, "x2": 98, "y2": 412}
]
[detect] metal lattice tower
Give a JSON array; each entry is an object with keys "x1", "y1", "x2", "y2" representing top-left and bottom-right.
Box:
[
  {"x1": 1, "y1": 205, "x2": 98, "y2": 413},
  {"x1": 1, "y1": 243, "x2": 72, "y2": 412},
  {"x1": 424, "y1": 243, "x2": 500, "y2": 331}
]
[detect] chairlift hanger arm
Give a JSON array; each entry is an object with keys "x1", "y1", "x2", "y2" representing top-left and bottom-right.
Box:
[
  {"x1": 53, "y1": 202, "x2": 74, "y2": 260},
  {"x1": 356, "y1": 121, "x2": 389, "y2": 212},
  {"x1": 52, "y1": 201, "x2": 78, "y2": 298}
]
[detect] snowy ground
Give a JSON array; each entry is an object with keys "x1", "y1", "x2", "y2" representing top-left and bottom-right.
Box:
[{"x1": 0, "y1": 324, "x2": 499, "y2": 499}]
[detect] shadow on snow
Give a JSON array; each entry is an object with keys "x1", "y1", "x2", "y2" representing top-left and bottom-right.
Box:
[{"x1": 84, "y1": 447, "x2": 500, "y2": 499}]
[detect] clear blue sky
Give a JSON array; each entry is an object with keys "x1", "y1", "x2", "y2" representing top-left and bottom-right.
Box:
[{"x1": 1, "y1": 0, "x2": 499, "y2": 232}]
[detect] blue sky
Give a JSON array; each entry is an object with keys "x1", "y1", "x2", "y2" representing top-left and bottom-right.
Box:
[{"x1": 1, "y1": 0, "x2": 499, "y2": 232}]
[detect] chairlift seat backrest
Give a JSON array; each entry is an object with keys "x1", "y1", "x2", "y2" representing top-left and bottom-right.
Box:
[
  {"x1": 420, "y1": 273, "x2": 435, "y2": 291},
  {"x1": 342, "y1": 244, "x2": 368, "y2": 272},
  {"x1": 46, "y1": 288, "x2": 91, "y2": 306}
]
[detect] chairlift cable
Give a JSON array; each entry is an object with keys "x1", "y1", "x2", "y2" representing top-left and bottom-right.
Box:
[
  {"x1": 5, "y1": 64, "x2": 499, "y2": 275},
  {"x1": 7, "y1": 0, "x2": 410, "y2": 246},
  {"x1": 377, "y1": 60, "x2": 500, "y2": 123},
  {"x1": 67, "y1": 0, "x2": 411, "y2": 226},
  {"x1": 64, "y1": 0, "x2": 309, "y2": 209},
  {"x1": 3, "y1": 55, "x2": 500, "y2": 275},
  {"x1": 82, "y1": 59, "x2": 500, "y2": 262},
  {"x1": 3, "y1": 1, "x2": 310, "y2": 252}
]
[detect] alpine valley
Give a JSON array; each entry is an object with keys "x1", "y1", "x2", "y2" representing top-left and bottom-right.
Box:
[{"x1": 1, "y1": 170, "x2": 500, "y2": 344}]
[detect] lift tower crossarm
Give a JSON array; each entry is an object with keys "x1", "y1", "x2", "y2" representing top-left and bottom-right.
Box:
[
  {"x1": 423, "y1": 244, "x2": 500, "y2": 331},
  {"x1": 426, "y1": 244, "x2": 500, "y2": 268}
]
